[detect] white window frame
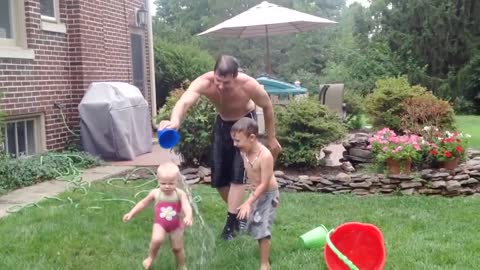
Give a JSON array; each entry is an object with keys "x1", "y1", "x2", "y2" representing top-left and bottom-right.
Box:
[
  {"x1": 0, "y1": 0, "x2": 16, "y2": 46},
  {"x1": 0, "y1": 0, "x2": 35, "y2": 59},
  {"x1": 40, "y1": 0, "x2": 59, "y2": 22},
  {"x1": 40, "y1": 0, "x2": 66, "y2": 34},
  {"x1": 2, "y1": 114, "x2": 46, "y2": 158}
]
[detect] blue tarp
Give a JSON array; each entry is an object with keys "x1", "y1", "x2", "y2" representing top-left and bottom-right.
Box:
[{"x1": 256, "y1": 76, "x2": 307, "y2": 96}]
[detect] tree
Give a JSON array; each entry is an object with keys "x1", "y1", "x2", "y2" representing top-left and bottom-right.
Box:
[
  {"x1": 369, "y1": 0, "x2": 480, "y2": 98},
  {"x1": 154, "y1": 0, "x2": 346, "y2": 82}
]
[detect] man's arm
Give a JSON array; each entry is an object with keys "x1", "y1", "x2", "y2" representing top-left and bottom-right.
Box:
[
  {"x1": 158, "y1": 77, "x2": 206, "y2": 130},
  {"x1": 249, "y1": 82, "x2": 275, "y2": 138},
  {"x1": 248, "y1": 81, "x2": 282, "y2": 159}
]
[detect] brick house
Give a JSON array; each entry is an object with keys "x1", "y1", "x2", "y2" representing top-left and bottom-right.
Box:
[{"x1": 0, "y1": 0, "x2": 156, "y2": 157}]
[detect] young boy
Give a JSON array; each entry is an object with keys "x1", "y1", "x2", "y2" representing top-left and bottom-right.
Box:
[
  {"x1": 231, "y1": 117, "x2": 280, "y2": 270},
  {"x1": 123, "y1": 162, "x2": 193, "y2": 270}
]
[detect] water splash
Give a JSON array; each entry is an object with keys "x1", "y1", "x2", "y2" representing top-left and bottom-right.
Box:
[{"x1": 179, "y1": 175, "x2": 216, "y2": 268}]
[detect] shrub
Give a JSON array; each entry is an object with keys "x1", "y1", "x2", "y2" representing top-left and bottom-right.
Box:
[
  {"x1": 154, "y1": 41, "x2": 214, "y2": 107},
  {"x1": 0, "y1": 151, "x2": 101, "y2": 191},
  {"x1": 453, "y1": 96, "x2": 477, "y2": 115},
  {"x1": 343, "y1": 90, "x2": 365, "y2": 118},
  {"x1": 156, "y1": 89, "x2": 216, "y2": 167},
  {"x1": 400, "y1": 92, "x2": 456, "y2": 135},
  {"x1": 451, "y1": 53, "x2": 480, "y2": 114},
  {"x1": 343, "y1": 90, "x2": 365, "y2": 130},
  {"x1": 365, "y1": 77, "x2": 426, "y2": 132},
  {"x1": 276, "y1": 98, "x2": 346, "y2": 168},
  {"x1": 345, "y1": 115, "x2": 366, "y2": 131}
]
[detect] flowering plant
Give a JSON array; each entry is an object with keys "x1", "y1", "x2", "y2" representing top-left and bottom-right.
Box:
[
  {"x1": 424, "y1": 127, "x2": 470, "y2": 162},
  {"x1": 368, "y1": 128, "x2": 424, "y2": 163}
]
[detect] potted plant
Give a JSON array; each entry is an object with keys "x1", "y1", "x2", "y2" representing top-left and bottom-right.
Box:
[
  {"x1": 368, "y1": 128, "x2": 423, "y2": 174},
  {"x1": 426, "y1": 128, "x2": 470, "y2": 169}
]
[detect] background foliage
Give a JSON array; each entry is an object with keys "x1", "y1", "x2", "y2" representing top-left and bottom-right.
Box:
[
  {"x1": 152, "y1": 0, "x2": 480, "y2": 113},
  {"x1": 276, "y1": 98, "x2": 346, "y2": 167},
  {"x1": 156, "y1": 89, "x2": 216, "y2": 167}
]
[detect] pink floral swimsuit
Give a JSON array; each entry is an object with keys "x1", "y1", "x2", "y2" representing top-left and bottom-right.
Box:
[{"x1": 154, "y1": 189, "x2": 183, "y2": 233}]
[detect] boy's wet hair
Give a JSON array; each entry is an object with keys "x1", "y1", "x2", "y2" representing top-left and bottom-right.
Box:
[
  {"x1": 214, "y1": 55, "x2": 239, "y2": 78},
  {"x1": 231, "y1": 117, "x2": 258, "y2": 136}
]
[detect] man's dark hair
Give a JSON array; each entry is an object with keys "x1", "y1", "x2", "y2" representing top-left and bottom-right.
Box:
[
  {"x1": 231, "y1": 117, "x2": 258, "y2": 136},
  {"x1": 214, "y1": 55, "x2": 239, "y2": 78}
]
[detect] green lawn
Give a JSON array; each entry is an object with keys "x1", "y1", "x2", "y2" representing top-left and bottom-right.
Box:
[
  {"x1": 1, "y1": 181, "x2": 480, "y2": 269},
  {"x1": 456, "y1": 115, "x2": 480, "y2": 150}
]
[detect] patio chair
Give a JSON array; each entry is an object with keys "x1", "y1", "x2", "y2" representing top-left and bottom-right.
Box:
[{"x1": 319, "y1": 84, "x2": 345, "y2": 120}]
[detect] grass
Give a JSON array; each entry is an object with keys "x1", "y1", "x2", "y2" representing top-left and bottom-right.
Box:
[
  {"x1": 456, "y1": 115, "x2": 480, "y2": 150},
  {"x1": 1, "y1": 181, "x2": 480, "y2": 269}
]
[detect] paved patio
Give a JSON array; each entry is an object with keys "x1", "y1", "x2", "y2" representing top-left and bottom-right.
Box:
[
  {"x1": 108, "y1": 140, "x2": 344, "y2": 167},
  {"x1": 109, "y1": 144, "x2": 181, "y2": 167}
]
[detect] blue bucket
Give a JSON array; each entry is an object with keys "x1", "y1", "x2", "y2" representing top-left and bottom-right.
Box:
[{"x1": 157, "y1": 129, "x2": 180, "y2": 149}]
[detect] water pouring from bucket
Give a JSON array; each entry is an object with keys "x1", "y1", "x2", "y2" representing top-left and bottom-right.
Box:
[
  {"x1": 300, "y1": 222, "x2": 386, "y2": 270},
  {"x1": 158, "y1": 129, "x2": 180, "y2": 149}
]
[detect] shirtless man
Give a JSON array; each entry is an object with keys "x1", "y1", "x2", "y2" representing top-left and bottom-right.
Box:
[
  {"x1": 231, "y1": 117, "x2": 279, "y2": 270},
  {"x1": 158, "y1": 55, "x2": 281, "y2": 240}
]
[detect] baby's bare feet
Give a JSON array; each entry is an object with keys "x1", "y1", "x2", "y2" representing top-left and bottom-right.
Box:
[
  {"x1": 260, "y1": 263, "x2": 270, "y2": 270},
  {"x1": 143, "y1": 257, "x2": 153, "y2": 270},
  {"x1": 179, "y1": 265, "x2": 187, "y2": 270}
]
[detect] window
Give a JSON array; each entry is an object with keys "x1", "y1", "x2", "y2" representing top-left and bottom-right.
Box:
[
  {"x1": 131, "y1": 33, "x2": 145, "y2": 95},
  {"x1": 40, "y1": 0, "x2": 57, "y2": 21},
  {"x1": 40, "y1": 0, "x2": 66, "y2": 33},
  {"x1": 0, "y1": 0, "x2": 34, "y2": 59},
  {"x1": 0, "y1": 0, "x2": 15, "y2": 44},
  {"x1": 2, "y1": 116, "x2": 45, "y2": 158}
]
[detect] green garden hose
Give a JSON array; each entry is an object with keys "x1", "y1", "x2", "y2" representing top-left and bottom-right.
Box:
[
  {"x1": 5, "y1": 155, "x2": 157, "y2": 213},
  {"x1": 5, "y1": 155, "x2": 206, "y2": 214}
]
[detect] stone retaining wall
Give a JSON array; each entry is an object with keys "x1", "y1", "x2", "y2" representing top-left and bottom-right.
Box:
[{"x1": 181, "y1": 161, "x2": 480, "y2": 197}]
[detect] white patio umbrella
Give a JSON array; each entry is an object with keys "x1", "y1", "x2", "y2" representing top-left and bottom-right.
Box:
[{"x1": 197, "y1": 1, "x2": 337, "y2": 74}]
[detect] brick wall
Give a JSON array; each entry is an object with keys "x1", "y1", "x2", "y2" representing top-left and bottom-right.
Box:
[{"x1": 0, "y1": 0, "x2": 151, "y2": 151}]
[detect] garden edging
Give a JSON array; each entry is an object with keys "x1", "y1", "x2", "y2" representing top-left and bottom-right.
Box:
[{"x1": 181, "y1": 161, "x2": 480, "y2": 197}]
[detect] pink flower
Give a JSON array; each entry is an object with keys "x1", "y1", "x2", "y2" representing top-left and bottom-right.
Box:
[
  {"x1": 392, "y1": 146, "x2": 403, "y2": 153},
  {"x1": 409, "y1": 135, "x2": 420, "y2": 144},
  {"x1": 388, "y1": 136, "x2": 399, "y2": 143}
]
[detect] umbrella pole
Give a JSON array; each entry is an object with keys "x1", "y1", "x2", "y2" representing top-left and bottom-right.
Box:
[{"x1": 265, "y1": 25, "x2": 272, "y2": 75}]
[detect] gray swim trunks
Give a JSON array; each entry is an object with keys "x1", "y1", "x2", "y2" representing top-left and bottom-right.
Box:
[{"x1": 246, "y1": 189, "x2": 280, "y2": 240}]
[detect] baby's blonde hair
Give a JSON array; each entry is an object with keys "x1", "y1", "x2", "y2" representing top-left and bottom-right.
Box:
[{"x1": 157, "y1": 162, "x2": 181, "y2": 182}]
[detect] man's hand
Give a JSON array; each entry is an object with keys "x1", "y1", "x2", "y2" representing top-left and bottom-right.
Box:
[
  {"x1": 122, "y1": 212, "x2": 133, "y2": 223},
  {"x1": 237, "y1": 202, "x2": 252, "y2": 220},
  {"x1": 267, "y1": 137, "x2": 282, "y2": 160},
  {"x1": 158, "y1": 120, "x2": 179, "y2": 131}
]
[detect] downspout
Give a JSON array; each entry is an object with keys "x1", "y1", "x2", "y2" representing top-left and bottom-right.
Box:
[{"x1": 147, "y1": 2, "x2": 157, "y2": 126}]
